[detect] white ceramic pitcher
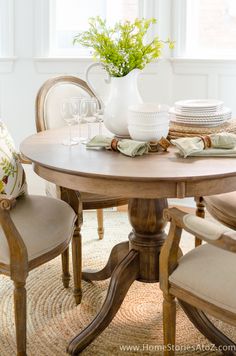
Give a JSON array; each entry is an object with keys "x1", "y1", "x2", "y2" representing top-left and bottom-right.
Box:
[{"x1": 86, "y1": 63, "x2": 143, "y2": 137}]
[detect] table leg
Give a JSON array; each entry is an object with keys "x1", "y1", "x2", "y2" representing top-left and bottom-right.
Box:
[
  {"x1": 82, "y1": 241, "x2": 129, "y2": 281},
  {"x1": 67, "y1": 250, "x2": 139, "y2": 355},
  {"x1": 67, "y1": 198, "x2": 168, "y2": 354}
]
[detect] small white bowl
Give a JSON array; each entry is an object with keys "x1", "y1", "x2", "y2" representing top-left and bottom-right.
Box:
[
  {"x1": 128, "y1": 123, "x2": 169, "y2": 142},
  {"x1": 128, "y1": 114, "x2": 170, "y2": 126},
  {"x1": 128, "y1": 122, "x2": 169, "y2": 131},
  {"x1": 129, "y1": 103, "x2": 169, "y2": 113},
  {"x1": 128, "y1": 104, "x2": 170, "y2": 125}
]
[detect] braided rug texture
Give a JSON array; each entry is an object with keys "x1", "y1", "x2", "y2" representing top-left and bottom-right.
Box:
[{"x1": 0, "y1": 212, "x2": 235, "y2": 355}]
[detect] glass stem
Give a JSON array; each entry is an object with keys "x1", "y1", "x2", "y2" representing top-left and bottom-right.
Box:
[
  {"x1": 69, "y1": 124, "x2": 72, "y2": 143},
  {"x1": 99, "y1": 121, "x2": 102, "y2": 135},
  {"x1": 88, "y1": 123, "x2": 91, "y2": 140},
  {"x1": 78, "y1": 121, "x2": 81, "y2": 139}
]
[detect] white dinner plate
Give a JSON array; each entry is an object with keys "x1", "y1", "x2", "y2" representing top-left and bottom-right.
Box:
[
  {"x1": 174, "y1": 99, "x2": 224, "y2": 110},
  {"x1": 169, "y1": 107, "x2": 231, "y2": 118},
  {"x1": 169, "y1": 115, "x2": 231, "y2": 122},
  {"x1": 169, "y1": 114, "x2": 231, "y2": 122}
]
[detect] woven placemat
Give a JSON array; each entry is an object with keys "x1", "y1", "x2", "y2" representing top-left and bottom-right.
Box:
[{"x1": 169, "y1": 119, "x2": 236, "y2": 139}]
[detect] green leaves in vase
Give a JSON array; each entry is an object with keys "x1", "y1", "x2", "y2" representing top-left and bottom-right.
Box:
[{"x1": 73, "y1": 17, "x2": 174, "y2": 77}]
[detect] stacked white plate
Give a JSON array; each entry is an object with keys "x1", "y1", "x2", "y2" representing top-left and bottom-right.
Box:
[{"x1": 169, "y1": 99, "x2": 231, "y2": 127}]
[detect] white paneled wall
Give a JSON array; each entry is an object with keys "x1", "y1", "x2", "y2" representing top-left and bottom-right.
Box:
[{"x1": 1, "y1": 0, "x2": 236, "y2": 202}]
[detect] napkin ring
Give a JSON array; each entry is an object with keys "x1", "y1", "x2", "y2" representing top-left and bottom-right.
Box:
[
  {"x1": 200, "y1": 135, "x2": 212, "y2": 149},
  {"x1": 111, "y1": 138, "x2": 119, "y2": 151},
  {"x1": 158, "y1": 137, "x2": 171, "y2": 151},
  {"x1": 149, "y1": 137, "x2": 170, "y2": 152}
]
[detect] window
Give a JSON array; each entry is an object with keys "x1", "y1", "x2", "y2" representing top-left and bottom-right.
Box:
[
  {"x1": 0, "y1": 0, "x2": 14, "y2": 57},
  {"x1": 49, "y1": 0, "x2": 140, "y2": 57},
  {"x1": 175, "y1": 0, "x2": 236, "y2": 58}
]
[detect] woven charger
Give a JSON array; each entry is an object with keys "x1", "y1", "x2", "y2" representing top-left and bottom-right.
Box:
[{"x1": 168, "y1": 119, "x2": 236, "y2": 139}]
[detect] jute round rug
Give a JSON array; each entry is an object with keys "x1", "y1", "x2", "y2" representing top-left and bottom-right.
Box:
[{"x1": 0, "y1": 212, "x2": 235, "y2": 355}]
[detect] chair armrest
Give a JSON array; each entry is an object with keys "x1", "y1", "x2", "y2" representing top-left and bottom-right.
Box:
[
  {"x1": 0, "y1": 198, "x2": 28, "y2": 279},
  {"x1": 18, "y1": 153, "x2": 31, "y2": 164},
  {"x1": 164, "y1": 207, "x2": 236, "y2": 253},
  {"x1": 0, "y1": 194, "x2": 16, "y2": 210}
]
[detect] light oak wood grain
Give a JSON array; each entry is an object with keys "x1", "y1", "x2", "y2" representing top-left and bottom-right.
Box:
[
  {"x1": 20, "y1": 127, "x2": 236, "y2": 354},
  {"x1": 21, "y1": 126, "x2": 236, "y2": 199}
]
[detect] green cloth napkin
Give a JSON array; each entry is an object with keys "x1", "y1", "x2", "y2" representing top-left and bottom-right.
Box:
[
  {"x1": 86, "y1": 135, "x2": 149, "y2": 157},
  {"x1": 171, "y1": 133, "x2": 236, "y2": 158}
]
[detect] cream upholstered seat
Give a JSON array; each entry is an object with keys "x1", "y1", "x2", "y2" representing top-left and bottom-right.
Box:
[
  {"x1": 0, "y1": 193, "x2": 77, "y2": 356},
  {"x1": 0, "y1": 195, "x2": 76, "y2": 265},
  {"x1": 160, "y1": 208, "x2": 236, "y2": 356},
  {"x1": 169, "y1": 244, "x2": 236, "y2": 313},
  {"x1": 0, "y1": 120, "x2": 78, "y2": 355}
]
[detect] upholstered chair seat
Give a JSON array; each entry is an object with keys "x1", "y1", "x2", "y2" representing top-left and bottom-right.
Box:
[
  {"x1": 204, "y1": 192, "x2": 236, "y2": 229},
  {"x1": 169, "y1": 244, "x2": 236, "y2": 313},
  {"x1": 160, "y1": 208, "x2": 236, "y2": 355},
  {"x1": 0, "y1": 195, "x2": 76, "y2": 265},
  {"x1": 0, "y1": 120, "x2": 79, "y2": 355}
]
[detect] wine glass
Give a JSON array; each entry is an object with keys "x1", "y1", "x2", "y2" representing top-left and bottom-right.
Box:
[
  {"x1": 97, "y1": 110, "x2": 104, "y2": 135},
  {"x1": 80, "y1": 97, "x2": 99, "y2": 143},
  {"x1": 61, "y1": 99, "x2": 78, "y2": 146},
  {"x1": 69, "y1": 96, "x2": 86, "y2": 143}
]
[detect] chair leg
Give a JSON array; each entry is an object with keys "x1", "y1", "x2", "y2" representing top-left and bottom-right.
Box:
[
  {"x1": 61, "y1": 247, "x2": 71, "y2": 288},
  {"x1": 96, "y1": 209, "x2": 104, "y2": 240},
  {"x1": 14, "y1": 281, "x2": 27, "y2": 356},
  {"x1": 163, "y1": 293, "x2": 176, "y2": 356},
  {"x1": 60, "y1": 188, "x2": 83, "y2": 304},
  {"x1": 195, "y1": 196, "x2": 205, "y2": 247},
  {"x1": 72, "y1": 221, "x2": 82, "y2": 305}
]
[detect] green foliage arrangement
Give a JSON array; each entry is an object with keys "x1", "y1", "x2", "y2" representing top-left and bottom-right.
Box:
[{"x1": 73, "y1": 17, "x2": 174, "y2": 77}]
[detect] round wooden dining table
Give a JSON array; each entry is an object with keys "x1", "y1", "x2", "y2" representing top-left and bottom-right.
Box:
[{"x1": 20, "y1": 126, "x2": 236, "y2": 355}]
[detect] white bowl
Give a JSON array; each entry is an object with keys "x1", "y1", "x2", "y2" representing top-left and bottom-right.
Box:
[
  {"x1": 128, "y1": 123, "x2": 169, "y2": 142},
  {"x1": 128, "y1": 114, "x2": 170, "y2": 126},
  {"x1": 128, "y1": 106, "x2": 170, "y2": 125},
  {"x1": 128, "y1": 122, "x2": 169, "y2": 131},
  {"x1": 129, "y1": 103, "x2": 169, "y2": 113}
]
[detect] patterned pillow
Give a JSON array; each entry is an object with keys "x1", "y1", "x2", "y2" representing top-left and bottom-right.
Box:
[{"x1": 0, "y1": 121, "x2": 27, "y2": 198}]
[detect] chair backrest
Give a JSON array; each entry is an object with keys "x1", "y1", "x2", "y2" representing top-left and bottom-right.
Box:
[{"x1": 35, "y1": 75, "x2": 100, "y2": 132}]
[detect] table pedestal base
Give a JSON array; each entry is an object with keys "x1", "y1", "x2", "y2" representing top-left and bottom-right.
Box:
[
  {"x1": 67, "y1": 198, "x2": 167, "y2": 355},
  {"x1": 67, "y1": 198, "x2": 234, "y2": 355}
]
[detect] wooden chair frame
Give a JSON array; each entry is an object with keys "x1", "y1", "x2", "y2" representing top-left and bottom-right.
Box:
[
  {"x1": 35, "y1": 75, "x2": 128, "y2": 304},
  {"x1": 160, "y1": 207, "x2": 236, "y2": 356},
  {"x1": 0, "y1": 188, "x2": 80, "y2": 355},
  {"x1": 35, "y1": 75, "x2": 98, "y2": 132}
]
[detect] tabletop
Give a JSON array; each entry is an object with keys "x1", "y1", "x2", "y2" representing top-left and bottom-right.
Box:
[
  {"x1": 20, "y1": 125, "x2": 236, "y2": 353},
  {"x1": 20, "y1": 126, "x2": 236, "y2": 199}
]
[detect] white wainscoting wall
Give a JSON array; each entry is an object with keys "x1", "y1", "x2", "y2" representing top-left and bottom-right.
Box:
[{"x1": 1, "y1": 0, "x2": 235, "y2": 204}]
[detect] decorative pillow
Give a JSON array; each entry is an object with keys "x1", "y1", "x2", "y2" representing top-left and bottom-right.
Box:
[{"x1": 0, "y1": 120, "x2": 27, "y2": 198}]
